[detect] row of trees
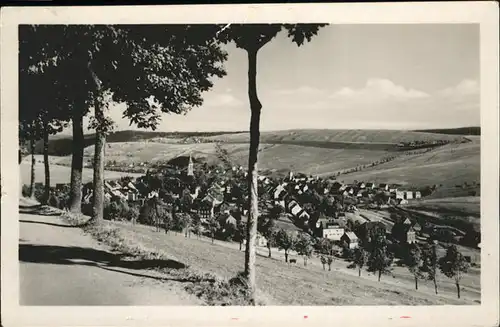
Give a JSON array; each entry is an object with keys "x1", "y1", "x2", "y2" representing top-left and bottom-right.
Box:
[
  {"x1": 20, "y1": 24, "x2": 327, "y2": 304},
  {"x1": 349, "y1": 240, "x2": 469, "y2": 299}
]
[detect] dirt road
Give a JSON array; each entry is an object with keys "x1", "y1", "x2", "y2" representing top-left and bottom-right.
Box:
[{"x1": 19, "y1": 202, "x2": 201, "y2": 306}]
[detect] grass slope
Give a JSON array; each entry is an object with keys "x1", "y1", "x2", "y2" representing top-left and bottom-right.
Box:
[
  {"x1": 338, "y1": 141, "x2": 480, "y2": 191},
  {"x1": 110, "y1": 221, "x2": 478, "y2": 305},
  {"x1": 34, "y1": 130, "x2": 246, "y2": 156},
  {"x1": 19, "y1": 160, "x2": 141, "y2": 185},
  {"x1": 56, "y1": 142, "x2": 390, "y2": 177},
  {"x1": 205, "y1": 129, "x2": 468, "y2": 146},
  {"x1": 414, "y1": 127, "x2": 480, "y2": 136}
]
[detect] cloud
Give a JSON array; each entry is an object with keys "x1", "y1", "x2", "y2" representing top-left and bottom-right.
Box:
[
  {"x1": 274, "y1": 85, "x2": 325, "y2": 96},
  {"x1": 203, "y1": 93, "x2": 244, "y2": 107},
  {"x1": 329, "y1": 78, "x2": 430, "y2": 101},
  {"x1": 437, "y1": 79, "x2": 479, "y2": 98}
]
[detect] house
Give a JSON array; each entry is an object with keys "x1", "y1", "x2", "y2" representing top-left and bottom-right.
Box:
[
  {"x1": 358, "y1": 221, "x2": 386, "y2": 243},
  {"x1": 414, "y1": 191, "x2": 422, "y2": 199},
  {"x1": 219, "y1": 212, "x2": 237, "y2": 230},
  {"x1": 379, "y1": 184, "x2": 389, "y2": 191},
  {"x1": 392, "y1": 218, "x2": 419, "y2": 244},
  {"x1": 198, "y1": 201, "x2": 214, "y2": 220},
  {"x1": 55, "y1": 183, "x2": 68, "y2": 191},
  {"x1": 396, "y1": 191, "x2": 405, "y2": 200},
  {"x1": 127, "y1": 191, "x2": 138, "y2": 201},
  {"x1": 405, "y1": 191, "x2": 413, "y2": 200},
  {"x1": 365, "y1": 182, "x2": 375, "y2": 189},
  {"x1": 357, "y1": 182, "x2": 366, "y2": 189},
  {"x1": 290, "y1": 204, "x2": 302, "y2": 216},
  {"x1": 147, "y1": 190, "x2": 159, "y2": 199},
  {"x1": 406, "y1": 227, "x2": 416, "y2": 244},
  {"x1": 389, "y1": 186, "x2": 398, "y2": 193},
  {"x1": 273, "y1": 184, "x2": 287, "y2": 200},
  {"x1": 315, "y1": 217, "x2": 331, "y2": 229},
  {"x1": 322, "y1": 225, "x2": 345, "y2": 241},
  {"x1": 298, "y1": 210, "x2": 310, "y2": 221},
  {"x1": 256, "y1": 233, "x2": 267, "y2": 247},
  {"x1": 341, "y1": 232, "x2": 359, "y2": 249}
]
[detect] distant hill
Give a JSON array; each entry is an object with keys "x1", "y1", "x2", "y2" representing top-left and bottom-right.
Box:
[
  {"x1": 414, "y1": 127, "x2": 480, "y2": 136},
  {"x1": 205, "y1": 129, "x2": 469, "y2": 150},
  {"x1": 33, "y1": 130, "x2": 246, "y2": 156}
]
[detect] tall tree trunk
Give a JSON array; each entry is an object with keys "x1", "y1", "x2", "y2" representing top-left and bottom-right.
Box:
[
  {"x1": 284, "y1": 251, "x2": 288, "y2": 263},
  {"x1": 244, "y1": 47, "x2": 262, "y2": 304},
  {"x1": 378, "y1": 270, "x2": 382, "y2": 282},
  {"x1": 456, "y1": 282, "x2": 461, "y2": 299},
  {"x1": 358, "y1": 267, "x2": 361, "y2": 277},
  {"x1": 91, "y1": 100, "x2": 105, "y2": 224},
  {"x1": 42, "y1": 121, "x2": 50, "y2": 205},
  {"x1": 29, "y1": 138, "x2": 36, "y2": 199},
  {"x1": 434, "y1": 279, "x2": 438, "y2": 294},
  {"x1": 69, "y1": 112, "x2": 84, "y2": 213},
  {"x1": 89, "y1": 61, "x2": 105, "y2": 223},
  {"x1": 415, "y1": 276, "x2": 418, "y2": 290},
  {"x1": 268, "y1": 244, "x2": 272, "y2": 258}
]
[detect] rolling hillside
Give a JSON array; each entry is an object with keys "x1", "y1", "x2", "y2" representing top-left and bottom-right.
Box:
[
  {"x1": 337, "y1": 140, "x2": 480, "y2": 192},
  {"x1": 54, "y1": 142, "x2": 391, "y2": 177},
  {"x1": 33, "y1": 130, "x2": 245, "y2": 156},
  {"x1": 414, "y1": 126, "x2": 480, "y2": 136},
  {"x1": 204, "y1": 129, "x2": 469, "y2": 149},
  {"x1": 40, "y1": 128, "x2": 479, "y2": 198}
]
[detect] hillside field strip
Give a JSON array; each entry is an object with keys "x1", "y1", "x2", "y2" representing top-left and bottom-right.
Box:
[{"x1": 109, "y1": 220, "x2": 480, "y2": 305}]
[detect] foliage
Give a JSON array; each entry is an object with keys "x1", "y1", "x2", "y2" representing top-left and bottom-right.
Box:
[
  {"x1": 353, "y1": 246, "x2": 370, "y2": 277},
  {"x1": 295, "y1": 232, "x2": 315, "y2": 266},
  {"x1": 275, "y1": 229, "x2": 297, "y2": 262},
  {"x1": 439, "y1": 245, "x2": 469, "y2": 298},
  {"x1": 367, "y1": 237, "x2": 394, "y2": 282},
  {"x1": 405, "y1": 244, "x2": 425, "y2": 289},
  {"x1": 422, "y1": 242, "x2": 439, "y2": 293},
  {"x1": 207, "y1": 214, "x2": 221, "y2": 243}
]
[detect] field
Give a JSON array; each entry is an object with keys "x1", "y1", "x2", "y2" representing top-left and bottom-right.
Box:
[
  {"x1": 337, "y1": 141, "x2": 480, "y2": 190},
  {"x1": 204, "y1": 129, "x2": 468, "y2": 145},
  {"x1": 42, "y1": 128, "x2": 480, "y2": 198},
  {"x1": 108, "y1": 220, "x2": 479, "y2": 305},
  {"x1": 401, "y1": 196, "x2": 481, "y2": 233},
  {"x1": 54, "y1": 142, "x2": 390, "y2": 177},
  {"x1": 19, "y1": 159, "x2": 141, "y2": 186}
]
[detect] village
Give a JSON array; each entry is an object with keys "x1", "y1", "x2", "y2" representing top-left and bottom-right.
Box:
[{"x1": 41, "y1": 150, "x2": 479, "y2": 269}]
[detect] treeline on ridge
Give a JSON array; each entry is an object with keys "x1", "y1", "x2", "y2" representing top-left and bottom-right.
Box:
[
  {"x1": 32, "y1": 130, "x2": 247, "y2": 156},
  {"x1": 414, "y1": 127, "x2": 480, "y2": 136}
]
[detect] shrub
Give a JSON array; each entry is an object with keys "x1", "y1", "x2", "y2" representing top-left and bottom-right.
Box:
[{"x1": 21, "y1": 184, "x2": 31, "y2": 197}]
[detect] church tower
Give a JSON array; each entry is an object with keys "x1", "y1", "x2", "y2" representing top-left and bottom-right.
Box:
[{"x1": 187, "y1": 154, "x2": 194, "y2": 176}]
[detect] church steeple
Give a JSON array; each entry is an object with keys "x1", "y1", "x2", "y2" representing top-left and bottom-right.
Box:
[{"x1": 187, "y1": 154, "x2": 194, "y2": 176}]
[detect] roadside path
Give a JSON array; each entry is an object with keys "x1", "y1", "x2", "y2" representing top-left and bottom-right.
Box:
[{"x1": 19, "y1": 199, "x2": 201, "y2": 306}]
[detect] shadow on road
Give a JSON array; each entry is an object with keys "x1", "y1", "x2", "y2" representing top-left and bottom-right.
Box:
[
  {"x1": 19, "y1": 243, "x2": 190, "y2": 283},
  {"x1": 20, "y1": 219, "x2": 78, "y2": 228},
  {"x1": 19, "y1": 204, "x2": 62, "y2": 217}
]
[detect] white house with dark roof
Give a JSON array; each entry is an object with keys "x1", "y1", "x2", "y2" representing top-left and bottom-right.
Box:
[
  {"x1": 341, "y1": 232, "x2": 359, "y2": 249},
  {"x1": 365, "y1": 182, "x2": 375, "y2": 189},
  {"x1": 322, "y1": 225, "x2": 345, "y2": 241},
  {"x1": 379, "y1": 183, "x2": 389, "y2": 191}
]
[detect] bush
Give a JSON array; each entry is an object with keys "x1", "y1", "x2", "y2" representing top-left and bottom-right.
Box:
[{"x1": 22, "y1": 184, "x2": 31, "y2": 197}]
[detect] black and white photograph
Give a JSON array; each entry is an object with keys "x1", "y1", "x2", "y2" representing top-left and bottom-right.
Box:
[{"x1": 1, "y1": 3, "x2": 499, "y2": 327}]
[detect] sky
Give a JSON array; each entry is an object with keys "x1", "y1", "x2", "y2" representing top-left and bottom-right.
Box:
[{"x1": 81, "y1": 24, "x2": 480, "y2": 133}]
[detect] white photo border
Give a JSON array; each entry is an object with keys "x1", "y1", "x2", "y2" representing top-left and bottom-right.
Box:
[{"x1": 1, "y1": 2, "x2": 498, "y2": 327}]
